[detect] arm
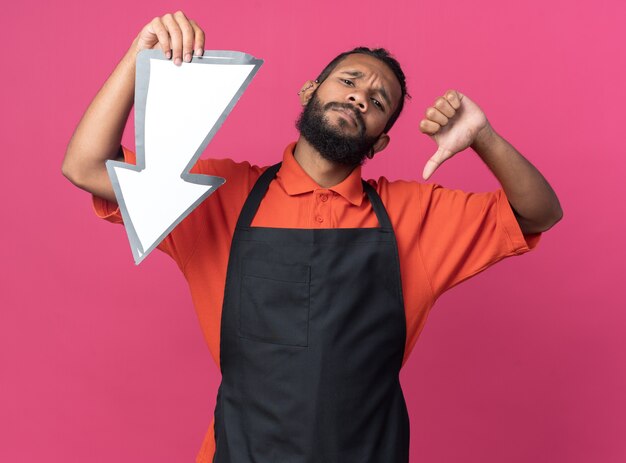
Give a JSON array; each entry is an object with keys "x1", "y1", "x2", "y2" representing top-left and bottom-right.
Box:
[
  {"x1": 469, "y1": 124, "x2": 562, "y2": 234},
  {"x1": 62, "y1": 11, "x2": 206, "y2": 203},
  {"x1": 419, "y1": 89, "x2": 563, "y2": 234}
]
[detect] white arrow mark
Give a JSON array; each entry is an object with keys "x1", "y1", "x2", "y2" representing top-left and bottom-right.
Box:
[{"x1": 106, "y1": 50, "x2": 263, "y2": 264}]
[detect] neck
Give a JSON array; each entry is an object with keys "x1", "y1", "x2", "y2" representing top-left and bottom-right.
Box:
[{"x1": 293, "y1": 136, "x2": 357, "y2": 188}]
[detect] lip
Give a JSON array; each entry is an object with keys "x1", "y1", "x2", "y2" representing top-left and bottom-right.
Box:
[{"x1": 332, "y1": 107, "x2": 358, "y2": 127}]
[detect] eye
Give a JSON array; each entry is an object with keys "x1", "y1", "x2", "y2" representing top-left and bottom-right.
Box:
[
  {"x1": 342, "y1": 78, "x2": 354, "y2": 86},
  {"x1": 371, "y1": 98, "x2": 384, "y2": 110}
]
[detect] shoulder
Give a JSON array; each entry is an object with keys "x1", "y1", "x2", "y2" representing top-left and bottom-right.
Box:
[
  {"x1": 190, "y1": 156, "x2": 269, "y2": 194},
  {"x1": 191, "y1": 156, "x2": 265, "y2": 178},
  {"x1": 368, "y1": 176, "x2": 496, "y2": 209},
  {"x1": 365, "y1": 176, "x2": 426, "y2": 209},
  {"x1": 364, "y1": 176, "x2": 505, "y2": 227}
]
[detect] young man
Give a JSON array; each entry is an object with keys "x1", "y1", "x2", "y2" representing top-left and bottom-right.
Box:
[{"x1": 63, "y1": 11, "x2": 562, "y2": 463}]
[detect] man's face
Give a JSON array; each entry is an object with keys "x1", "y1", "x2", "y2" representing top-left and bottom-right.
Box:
[{"x1": 296, "y1": 54, "x2": 403, "y2": 167}]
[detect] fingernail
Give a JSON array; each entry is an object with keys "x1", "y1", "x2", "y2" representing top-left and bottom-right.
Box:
[
  {"x1": 195, "y1": 48, "x2": 203, "y2": 57},
  {"x1": 184, "y1": 53, "x2": 192, "y2": 63},
  {"x1": 174, "y1": 57, "x2": 182, "y2": 66},
  {"x1": 166, "y1": 50, "x2": 172, "y2": 59}
]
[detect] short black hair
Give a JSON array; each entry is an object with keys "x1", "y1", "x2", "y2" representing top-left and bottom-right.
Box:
[{"x1": 315, "y1": 47, "x2": 410, "y2": 133}]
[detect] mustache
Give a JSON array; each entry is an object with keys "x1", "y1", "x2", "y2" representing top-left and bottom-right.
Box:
[{"x1": 323, "y1": 102, "x2": 365, "y2": 132}]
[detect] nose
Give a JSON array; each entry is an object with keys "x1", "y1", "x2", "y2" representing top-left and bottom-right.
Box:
[{"x1": 347, "y1": 91, "x2": 368, "y2": 112}]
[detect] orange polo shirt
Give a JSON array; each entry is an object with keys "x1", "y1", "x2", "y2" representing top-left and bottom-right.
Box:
[{"x1": 93, "y1": 142, "x2": 540, "y2": 463}]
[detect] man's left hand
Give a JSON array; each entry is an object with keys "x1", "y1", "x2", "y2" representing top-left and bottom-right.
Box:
[{"x1": 419, "y1": 90, "x2": 491, "y2": 180}]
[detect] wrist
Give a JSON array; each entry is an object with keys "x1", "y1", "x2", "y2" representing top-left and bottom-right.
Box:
[
  {"x1": 470, "y1": 123, "x2": 497, "y2": 154},
  {"x1": 126, "y1": 35, "x2": 144, "y2": 59},
  {"x1": 120, "y1": 43, "x2": 140, "y2": 70}
]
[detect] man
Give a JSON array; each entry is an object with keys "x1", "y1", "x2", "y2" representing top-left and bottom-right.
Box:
[{"x1": 62, "y1": 10, "x2": 562, "y2": 463}]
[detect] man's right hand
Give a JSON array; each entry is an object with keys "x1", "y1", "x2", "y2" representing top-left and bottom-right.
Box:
[
  {"x1": 62, "y1": 11, "x2": 206, "y2": 203},
  {"x1": 131, "y1": 11, "x2": 206, "y2": 66}
]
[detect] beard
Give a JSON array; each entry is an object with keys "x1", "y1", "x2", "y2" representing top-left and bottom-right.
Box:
[{"x1": 295, "y1": 92, "x2": 380, "y2": 167}]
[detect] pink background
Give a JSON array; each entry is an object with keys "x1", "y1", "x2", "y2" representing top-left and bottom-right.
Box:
[{"x1": 2, "y1": 0, "x2": 625, "y2": 461}]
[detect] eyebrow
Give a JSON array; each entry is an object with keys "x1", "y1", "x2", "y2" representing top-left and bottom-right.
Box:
[{"x1": 340, "y1": 70, "x2": 392, "y2": 110}]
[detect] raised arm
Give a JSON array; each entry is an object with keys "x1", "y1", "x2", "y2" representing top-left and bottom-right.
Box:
[
  {"x1": 62, "y1": 11, "x2": 206, "y2": 203},
  {"x1": 419, "y1": 89, "x2": 563, "y2": 234},
  {"x1": 467, "y1": 123, "x2": 562, "y2": 234}
]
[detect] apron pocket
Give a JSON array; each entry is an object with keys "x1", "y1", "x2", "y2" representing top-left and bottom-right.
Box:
[{"x1": 239, "y1": 259, "x2": 311, "y2": 347}]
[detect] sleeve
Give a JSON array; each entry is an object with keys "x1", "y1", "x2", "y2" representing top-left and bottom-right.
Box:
[
  {"x1": 91, "y1": 145, "x2": 262, "y2": 271},
  {"x1": 417, "y1": 183, "x2": 541, "y2": 300},
  {"x1": 91, "y1": 145, "x2": 135, "y2": 224}
]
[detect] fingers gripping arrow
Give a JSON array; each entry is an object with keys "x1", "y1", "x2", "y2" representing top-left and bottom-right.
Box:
[{"x1": 106, "y1": 50, "x2": 263, "y2": 264}]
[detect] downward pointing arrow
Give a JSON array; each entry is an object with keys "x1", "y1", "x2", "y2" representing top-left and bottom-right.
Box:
[{"x1": 106, "y1": 50, "x2": 263, "y2": 264}]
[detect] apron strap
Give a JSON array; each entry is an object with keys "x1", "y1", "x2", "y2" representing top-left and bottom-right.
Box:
[
  {"x1": 236, "y1": 162, "x2": 394, "y2": 231},
  {"x1": 362, "y1": 180, "x2": 393, "y2": 231},
  {"x1": 236, "y1": 162, "x2": 282, "y2": 228}
]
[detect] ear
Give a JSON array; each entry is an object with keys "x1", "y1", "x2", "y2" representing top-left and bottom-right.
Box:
[
  {"x1": 298, "y1": 79, "x2": 320, "y2": 106},
  {"x1": 368, "y1": 133, "x2": 390, "y2": 159}
]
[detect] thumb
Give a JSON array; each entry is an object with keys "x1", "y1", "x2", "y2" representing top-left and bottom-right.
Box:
[{"x1": 422, "y1": 147, "x2": 448, "y2": 180}]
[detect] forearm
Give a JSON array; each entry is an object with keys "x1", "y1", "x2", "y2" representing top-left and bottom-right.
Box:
[
  {"x1": 470, "y1": 125, "x2": 563, "y2": 234},
  {"x1": 62, "y1": 40, "x2": 140, "y2": 201}
]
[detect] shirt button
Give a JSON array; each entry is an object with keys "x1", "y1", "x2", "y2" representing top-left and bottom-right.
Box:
[
  {"x1": 320, "y1": 194, "x2": 328, "y2": 202},
  {"x1": 316, "y1": 216, "x2": 324, "y2": 223}
]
